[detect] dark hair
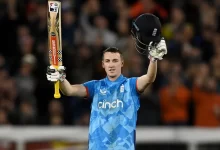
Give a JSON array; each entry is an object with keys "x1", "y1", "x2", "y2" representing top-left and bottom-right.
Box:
[{"x1": 102, "y1": 47, "x2": 123, "y2": 60}]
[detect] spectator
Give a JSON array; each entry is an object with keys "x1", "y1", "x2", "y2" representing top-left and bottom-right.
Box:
[
  {"x1": 193, "y1": 76, "x2": 220, "y2": 127},
  {"x1": 162, "y1": 6, "x2": 185, "y2": 41},
  {"x1": 40, "y1": 99, "x2": 64, "y2": 125},
  {"x1": 129, "y1": 0, "x2": 168, "y2": 22},
  {"x1": 14, "y1": 54, "x2": 37, "y2": 103},
  {"x1": 18, "y1": 100, "x2": 36, "y2": 125},
  {"x1": 159, "y1": 72, "x2": 191, "y2": 126},
  {"x1": 0, "y1": 108, "x2": 9, "y2": 125}
]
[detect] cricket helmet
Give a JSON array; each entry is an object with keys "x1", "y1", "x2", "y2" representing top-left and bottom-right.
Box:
[{"x1": 131, "y1": 13, "x2": 162, "y2": 55}]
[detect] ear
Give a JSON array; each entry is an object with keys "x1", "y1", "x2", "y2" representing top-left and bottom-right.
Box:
[{"x1": 121, "y1": 60, "x2": 124, "y2": 67}]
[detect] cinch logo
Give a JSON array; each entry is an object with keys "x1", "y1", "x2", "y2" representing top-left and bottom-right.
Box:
[{"x1": 98, "y1": 99, "x2": 123, "y2": 109}]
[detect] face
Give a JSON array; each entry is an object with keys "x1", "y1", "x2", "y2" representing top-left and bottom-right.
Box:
[
  {"x1": 102, "y1": 52, "x2": 123, "y2": 79},
  {"x1": 206, "y1": 77, "x2": 217, "y2": 91}
]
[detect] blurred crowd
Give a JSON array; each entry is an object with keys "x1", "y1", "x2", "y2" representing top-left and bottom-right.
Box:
[{"x1": 1, "y1": 0, "x2": 220, "y2": 127}]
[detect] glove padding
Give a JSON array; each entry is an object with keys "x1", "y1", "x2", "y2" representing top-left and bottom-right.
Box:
[
  {"x1": 46, "y1": 65, "x2": 66, "y2": 82},
  {"x1": 148, "y1": 38, "x2": 167, "y2": 62}
]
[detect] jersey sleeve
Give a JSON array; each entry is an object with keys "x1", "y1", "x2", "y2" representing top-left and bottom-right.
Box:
[
  {"x1": 82, "y1": 80, "x2": 96, "y2": 99},
  {"x1": 129, "y1": 77, "x2": 140, "y2": 96}
]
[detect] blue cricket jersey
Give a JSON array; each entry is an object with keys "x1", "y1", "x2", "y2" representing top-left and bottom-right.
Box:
[{"x1": 83, "y1": 75, "x2": 140, "y2": 150}]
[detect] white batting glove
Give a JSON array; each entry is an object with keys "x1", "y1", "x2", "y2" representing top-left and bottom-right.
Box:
[
  {"x1": 148, "y1": 38, "x2": 167, "y2": 62},
  {"x1": 46, "y1": 65, "x2": 66, "y2": 82}
]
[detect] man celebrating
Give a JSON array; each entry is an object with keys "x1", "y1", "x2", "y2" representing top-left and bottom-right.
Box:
[{"x1": 47, "y1": 13, "x2": 167, "y2": 150}]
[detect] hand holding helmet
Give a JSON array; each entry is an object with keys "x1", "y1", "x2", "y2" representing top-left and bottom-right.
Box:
[
  {"x1": 131, "y1": 13, "x2": 168, "y2": 61},
  {"x1": 148, "y1": 38, "x2": 167, "y2": 61}
]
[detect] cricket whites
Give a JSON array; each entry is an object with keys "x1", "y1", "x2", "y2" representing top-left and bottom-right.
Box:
[{"x1": 47, "y1": 0, "x2": 62, "y2": 98}]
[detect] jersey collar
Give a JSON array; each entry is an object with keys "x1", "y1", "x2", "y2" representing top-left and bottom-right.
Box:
[{"x1": 105, "y1": 74, "x2": 124, "y2": 85}]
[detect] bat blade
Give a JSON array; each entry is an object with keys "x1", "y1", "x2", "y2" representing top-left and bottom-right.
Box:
[{"x1": 48, "y1": 0, "x2": 62, "y2": 99}]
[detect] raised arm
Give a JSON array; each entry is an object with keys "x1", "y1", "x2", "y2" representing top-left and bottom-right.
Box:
[
  {"x1": 137, "y1": 61, "x2": 157, "y2": 92},
  {"x1": 137, "y1": 38, "x2": 167, "y2": 93},
  {"x1": 60, "y1": 79, "x2": 87, "y2": 97},
  {"x1": 47, "y1": 66, "x2": 87, "y2": 97}
]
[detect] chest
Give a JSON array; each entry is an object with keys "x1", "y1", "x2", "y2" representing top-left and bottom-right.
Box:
[
  {"x1": 96, "y1": 83, "x2": 125, "y2": 98},
  {"x1": 92, "y1": 83, "x2": 133, "y2": 114}
]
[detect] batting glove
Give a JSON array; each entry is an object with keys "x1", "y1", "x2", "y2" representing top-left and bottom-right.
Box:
[
  {"x1": 46, "y1": 65, "x2": 66, "y2": 82},
  {"x1": 148, "y1": 38, "x2": 167, "y2": 62}
]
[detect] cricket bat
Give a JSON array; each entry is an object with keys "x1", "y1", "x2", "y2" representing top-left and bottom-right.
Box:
[{"x1": 47, "y1": 0, "x2": 62, "y2": 98}]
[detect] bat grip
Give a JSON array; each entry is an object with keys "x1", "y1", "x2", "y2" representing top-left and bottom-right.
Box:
[
  {"x1": 54, "y1": 65, "x2": 61, "y2": 99},
  {"x1": 54, "y1": 81, "x2": 61, "y2": 98}
]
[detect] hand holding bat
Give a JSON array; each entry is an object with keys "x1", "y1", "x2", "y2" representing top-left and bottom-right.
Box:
[
  {"x1": 47, "y1": 0, "x2": 63, "y2": 98},
  {"x1": 47, "y1": 65, "x2": 66, "y2": 82}
]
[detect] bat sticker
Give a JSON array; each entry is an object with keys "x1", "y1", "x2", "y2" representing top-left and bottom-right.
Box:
[
  {"x1": 49, "y1": 2, "x2": 59, "y2": 12},
  {"x1": 50, "y1": 32, "x2": 58, "y2": 66}
]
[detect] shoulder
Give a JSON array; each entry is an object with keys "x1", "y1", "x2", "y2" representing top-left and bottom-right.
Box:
[
  {"x1": 123, "y1": 77, "x2": 138, "y2": 87},
  {"x1": 99, "y1": 78, "x2": 106, "y2": 82},
  {"x1": 82, "y1": 80, "x2": 99, "y2": 87},
  {"x1": 126, "y1": 77, "x2": 138, "y2": 83},
  {"x1": 86, "y1": 78, "x2": 105, "y2": 86}
]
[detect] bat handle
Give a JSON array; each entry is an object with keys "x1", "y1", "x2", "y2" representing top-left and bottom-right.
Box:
[
  {"x1": 54, "y1": 81, "x2": 61, "y2": 98},
  {"x1": 53, "y1": 65, "x2": 61, "y2": 98}
]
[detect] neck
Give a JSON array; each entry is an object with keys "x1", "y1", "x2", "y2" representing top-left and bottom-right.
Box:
[{"x1": 108, "y1": 74, "x2": 121, "y2": 81}]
